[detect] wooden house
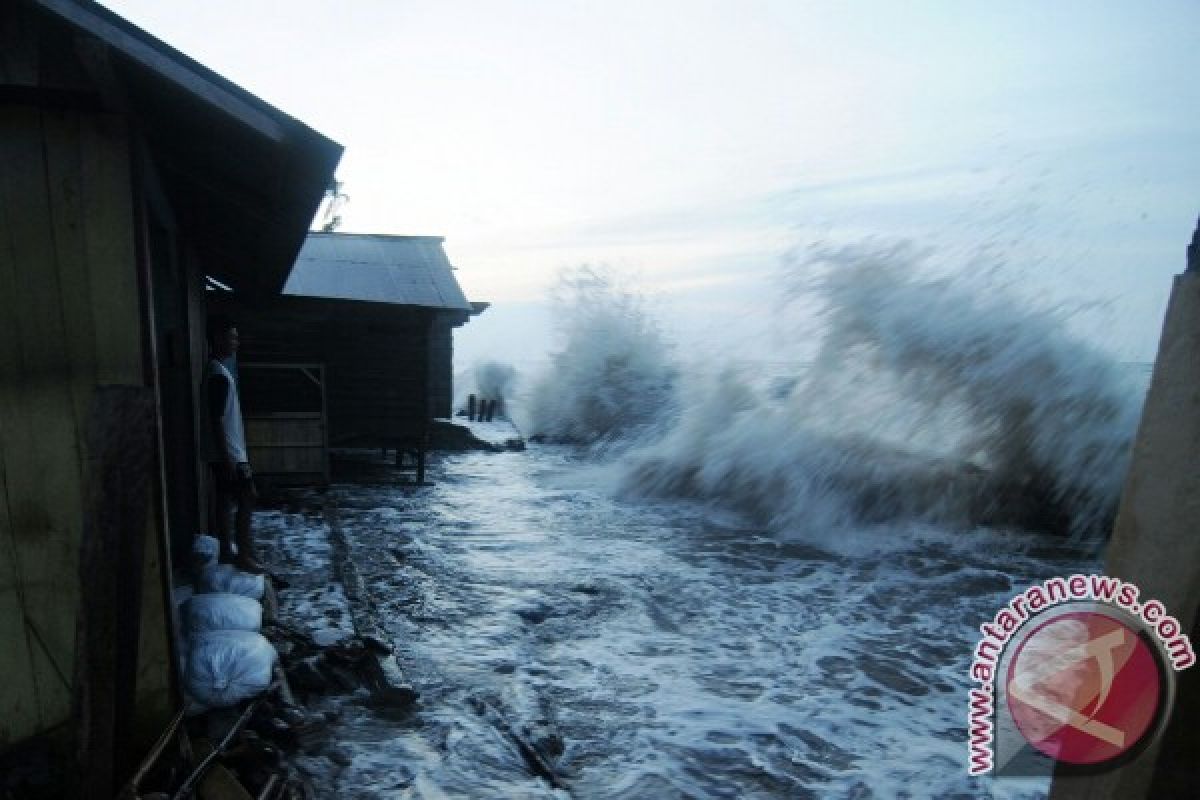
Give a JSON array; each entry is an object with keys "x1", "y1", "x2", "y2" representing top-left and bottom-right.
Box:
[
  {"x1": 0, "y1": 0, "x2": 340, "y2": 793},
  {"x1": 208, "y1": 232, "x2": 481, "y2": 484}
]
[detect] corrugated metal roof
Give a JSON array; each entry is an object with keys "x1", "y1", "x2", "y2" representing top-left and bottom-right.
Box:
[{"x1": 284, "y1": 233, "x2": 473, "y2": 311}]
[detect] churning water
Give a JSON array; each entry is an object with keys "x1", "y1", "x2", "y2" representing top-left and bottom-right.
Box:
[
  {"x1": 308, "y1": 247, "x2": 1150, "y2": 798},
  {"x1": 313, "y1": 450, "x2": 1100, "y2": 799}
]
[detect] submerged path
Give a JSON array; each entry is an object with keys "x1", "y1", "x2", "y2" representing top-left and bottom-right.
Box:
[{"x1": 259, "y1": 448, "x2": 1096, "y2": 799}]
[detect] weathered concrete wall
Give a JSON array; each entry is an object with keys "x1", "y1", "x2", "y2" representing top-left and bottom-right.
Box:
[{"x1": 1050, "y1": 267, "x2": 1200, "y2": 797}]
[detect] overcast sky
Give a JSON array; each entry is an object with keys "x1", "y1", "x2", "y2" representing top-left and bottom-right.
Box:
[{"x1": 104, "y1": 1, "x2": 1200, "y2": 370}]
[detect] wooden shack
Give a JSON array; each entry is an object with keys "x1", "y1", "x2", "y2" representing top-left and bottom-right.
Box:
[
  {"x1": 0, "y1": 0, "x2": 340, "y2": 794},
  {"x1": 209, "y1": 233, "x2": 480, "y2": 484}
]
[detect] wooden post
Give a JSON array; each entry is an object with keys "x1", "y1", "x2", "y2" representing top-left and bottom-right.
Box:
[
  {"x1": 484, "y1": 399, "x2": 496, "y2": 422},
  {"x1": 467, "y1": 394, "x2": 476, "y2": 421},
  {"x1": 72, "y1": 386, "x2": 156, "y2": 800}
]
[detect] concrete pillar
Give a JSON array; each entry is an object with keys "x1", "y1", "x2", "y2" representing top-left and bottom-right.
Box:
[{"x1": 1050, "y1": 221, "x2": 1200, "y2": 797}]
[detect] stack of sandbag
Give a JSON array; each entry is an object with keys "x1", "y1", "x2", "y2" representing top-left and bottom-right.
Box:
[
  {"x1": 183, "y1": 535, "x2": 277, "y2": 710},
  {"x1": 197, "y1": 563, "x2": 266, "y2": 599},
  {"x1": 191, "y1": 533, "x2": 220, "y2": 572},
  {"x1": 184, "y1": 629, "x2": 278, "y2": 708},
  {"x1": 186, "y1": 592, "x2": 263, "y2": 633}
]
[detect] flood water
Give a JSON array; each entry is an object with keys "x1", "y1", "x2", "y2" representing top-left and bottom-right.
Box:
[
  {"x1": 288, "y1": 446, "x2": 1097, "y2": 799},
  {"x1": 262, "y1": 253, "x2": 1154, "y2": 797}
]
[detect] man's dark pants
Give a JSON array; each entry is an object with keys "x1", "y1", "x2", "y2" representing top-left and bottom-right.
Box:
[{"x1": 210, "y1": 462, "x2": 256, "y2": 561}]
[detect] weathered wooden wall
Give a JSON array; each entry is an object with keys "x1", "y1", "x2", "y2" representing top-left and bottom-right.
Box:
[
  {"x1": 0, "y1": 105, "x2": 145, "y2": 747},
  {"x1": 1, "y1": 0, "x2": 342, "y2": 783},
  {"x1": 210, "y1": 295, "x2": 434, "y2": 448},
  {"x1": 239, "y1": 362, "x2": 329, "y2": 481},
  {"x1": 428, "y1": 314, "x2": 456, "y2": 419},
  {"x1": 245, "y1": 412, "x2": 327, "y2": 476}
]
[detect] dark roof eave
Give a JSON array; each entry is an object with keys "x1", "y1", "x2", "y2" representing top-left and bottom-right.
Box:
[
  {"x1": 32, "y1": 0, "x2": 343, "y2": 295},
  {"x1": 34, "y1": 0, "x2": 297, "y2": 142}
]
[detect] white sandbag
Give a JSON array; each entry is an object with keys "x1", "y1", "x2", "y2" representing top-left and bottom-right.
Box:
[
  {"x1": 185, "y1": 592, "x2": 263, "y2": 634},
  {"x1": 185, "y1": 630, "x2": 277, "y2": 709},
  {"x1": 198, "y1": 563, "x2": 265, "y2": 600},
  {"x1": 192, "y1": 535, "x2": 220, "y2": 569}
]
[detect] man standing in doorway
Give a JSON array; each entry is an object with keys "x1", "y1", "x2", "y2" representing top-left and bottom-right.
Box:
[{"x1": 205, "y1": 315, "x2": 264, "y2": 574}]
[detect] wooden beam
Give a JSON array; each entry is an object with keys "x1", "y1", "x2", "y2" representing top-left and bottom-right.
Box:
[{"x1": 72, "y1": 386, "x2": 155, "y2": 800}]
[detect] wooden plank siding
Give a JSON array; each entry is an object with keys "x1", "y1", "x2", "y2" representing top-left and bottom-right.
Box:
[
  {"x1": 210, "y1": 295, "x2": 435, "y2": 453},
  {"x1": 240, "y1": 363, "x2": 329, "y2": 482},
  {"x1": 0, "y1": 106, "x2": 146, "y2": 747},
  {"x1": 428, "y1": 314, "x2": 456, "y2": 419},
  {"x1": 245, "y1": 413, "x2": 327, "y2": 476}
]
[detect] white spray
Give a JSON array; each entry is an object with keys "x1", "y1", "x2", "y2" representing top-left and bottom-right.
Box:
[
  {"x1": 526, "y1": 266, "x2": 677, "y2": 445},
  {"x1": 524, "y1": 245, "x2": 1143, "y2": 538}
]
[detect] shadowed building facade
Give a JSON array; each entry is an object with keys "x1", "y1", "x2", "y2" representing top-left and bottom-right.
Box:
[
  {"x1": 0, "y1": 0, "x2": 339, "y2": 793},
  {"x1": 208, "y1": 232, "x2": 482, "y2": 484}
]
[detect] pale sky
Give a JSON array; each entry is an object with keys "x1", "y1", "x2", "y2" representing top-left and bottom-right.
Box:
[{"x1": 104, "y1": 1, "x2": 1200, "y2": 371}]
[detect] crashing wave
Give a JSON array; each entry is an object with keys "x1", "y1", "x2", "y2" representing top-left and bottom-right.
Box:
[
  {"x1": 526, "y1": 266, "x2": 678, "y2": 446},
  {"x1": 619, "y1": 243, "x2": 1142, "y2": 539}
]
